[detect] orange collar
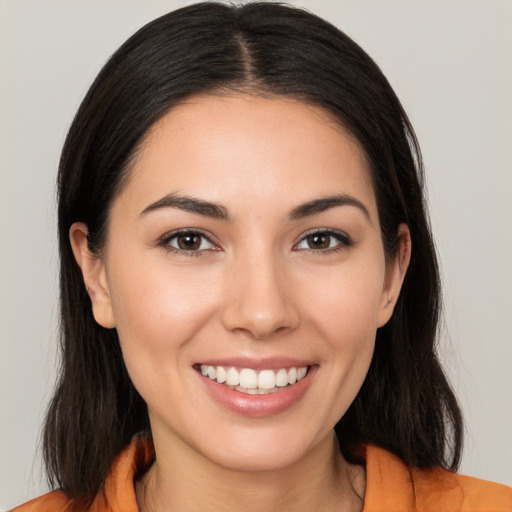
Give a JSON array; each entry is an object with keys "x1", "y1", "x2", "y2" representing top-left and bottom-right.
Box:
[{"x1": 82, "y1": 437, "x2": 512, "y2": 511}]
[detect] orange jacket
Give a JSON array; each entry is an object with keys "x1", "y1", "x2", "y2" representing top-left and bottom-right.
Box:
[{"x1": 12, "y1": 437, "x2": 512, "y2": 511}]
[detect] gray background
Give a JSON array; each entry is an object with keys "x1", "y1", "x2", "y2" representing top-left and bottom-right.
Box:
[{"x1": 1, "y1": 0, "x2": 511, "y2": 509}]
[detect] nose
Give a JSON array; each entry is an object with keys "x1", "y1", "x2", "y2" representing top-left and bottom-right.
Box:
[{"x1": 221, "y1": 250, "x2": 300, "y2": 340}]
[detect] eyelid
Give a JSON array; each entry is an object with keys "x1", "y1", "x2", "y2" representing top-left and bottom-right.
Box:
[
  {"x1": 293, "y1": 228, "x2": 352, "y2": 252},
  {"x1": 157, "y1": 227, "x2": 352, "y2": 256},
  {"x1": 158, "y1": 228, "x2": 219, "y2": 254}
]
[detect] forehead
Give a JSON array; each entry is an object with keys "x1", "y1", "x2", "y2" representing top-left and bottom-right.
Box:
[{"x1": 115, "y1": 94, "x2": 377, "y2": 221}]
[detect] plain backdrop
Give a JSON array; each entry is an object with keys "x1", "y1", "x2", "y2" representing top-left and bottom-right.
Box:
[{"x1": 1, "y1": 0, "x2": 511, "y2": 509}]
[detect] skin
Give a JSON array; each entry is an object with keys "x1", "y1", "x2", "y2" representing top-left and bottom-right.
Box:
[{"x1": 71, "y1": 94, "x2": 411, "y2": 512}]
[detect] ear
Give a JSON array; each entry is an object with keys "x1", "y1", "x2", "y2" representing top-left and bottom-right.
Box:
[
  {"x1": 69, "y1": 222, "x2": 116, "y2": 328},
  {"x1": 377, "y1": 223, "x2": 411, "y2": 327}
]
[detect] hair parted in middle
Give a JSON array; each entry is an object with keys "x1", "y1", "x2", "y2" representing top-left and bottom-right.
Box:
[{"x1": 45, "y1": 1, "x2": 462, "y2": 500}]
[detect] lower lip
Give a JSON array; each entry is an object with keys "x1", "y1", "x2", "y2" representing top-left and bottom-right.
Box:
[{"x1": 198, "y1": 367, "x2": 316, "y2": 418}]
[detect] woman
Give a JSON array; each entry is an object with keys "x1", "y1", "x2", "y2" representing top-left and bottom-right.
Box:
[{"x1": 12, "y1": 2, "x2": 511, "y2": 511}]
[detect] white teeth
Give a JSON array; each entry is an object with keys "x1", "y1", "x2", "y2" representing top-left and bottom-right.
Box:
[
  {"x1": 207, "y1": 366, "x2": 216, "y2": 380},
  {"x1": 226, "y1": 367, "x2": 240, "y2": 386},
  {"x1": 258, "y1": 369, "x2": 276, "y2": 390},
  {"x1": 199, "y1": 364, "x2": 309, "y2": 392},
  {"x1": 275, "y1": 368, "x2": 289, "y2": 387},
  {"x1": 216, "y1": 366, "x2": 226, "y2": 383},
  {"x1": 239, "y1": 368, "x2": 258, "y2": 389},
  {"x1": 235, "y1": 386, "x2": 280, "y2": 395}
]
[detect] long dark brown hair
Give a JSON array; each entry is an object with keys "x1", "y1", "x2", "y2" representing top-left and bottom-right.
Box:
[{"x1": 44, "y1": 1, "x2": 463, "y2": 501}]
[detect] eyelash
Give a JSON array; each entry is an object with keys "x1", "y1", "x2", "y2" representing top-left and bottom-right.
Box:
[
  {"x1": 158, "y1": 229, "x2": 352, "y2": 257},
  {"x1": 293, "y1": 229, "x2": 353, "y2": 254},
  {"x1": 159, "y1": 229, "x2": 216, "y2": 258}
]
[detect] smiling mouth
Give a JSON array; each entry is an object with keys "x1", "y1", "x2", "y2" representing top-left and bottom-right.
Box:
[{"x1": 196, "y1": 364, "x2": 309, "y2": 395}]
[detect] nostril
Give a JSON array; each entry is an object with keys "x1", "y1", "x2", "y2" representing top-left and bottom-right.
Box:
[{"x1": 220, "y1": 262, "x2": 300, "y2": 338}]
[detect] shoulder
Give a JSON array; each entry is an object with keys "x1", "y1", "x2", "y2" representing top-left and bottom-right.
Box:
[
  {"x1": 410, "y1": 465, "x2": 512, "y2": 511},
  {"x1": 9, "y1": 490, "x2": 71, "y2": 512},
  {"x1": 363, "y1": 444, "x2": 512, "y2": 512},
  {"x1": 9, "y1": 436, "x2": 154, "y2": 512}
]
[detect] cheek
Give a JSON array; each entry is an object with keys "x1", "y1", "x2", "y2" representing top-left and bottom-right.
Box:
[
  {"x1": 300, "y1": 255, "x2": 386, "y2": 340},
  {"x1": 106, "y1": 256, "x2": 219, "y2": 386},
  {"x1": 298, "y1": 258, "x2": 384, "y2": 410},
  {"x1": 110, "y1": 252, "x2": 217, "y2": 329}
]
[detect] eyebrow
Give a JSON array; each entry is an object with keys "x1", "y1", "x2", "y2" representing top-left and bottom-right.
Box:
[
  {"x1": 287, "y1": 194, "x2": 370, "y2": 221},
  {"x1": 140, "y1": 194, "x2": 230, "y2": 220},
  {"x1": 139, "y1": 193, "x2": 370, "y2": 222}
]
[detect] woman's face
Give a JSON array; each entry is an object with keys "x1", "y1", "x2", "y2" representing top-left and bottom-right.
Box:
[{"x1": 73, "y1": 94, "x2": 408, "y2": 472}]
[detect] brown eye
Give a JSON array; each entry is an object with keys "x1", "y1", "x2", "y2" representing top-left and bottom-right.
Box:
[
  {"x1": 306, "y1": 233, "x2": 330, "y2": 249},
  {"x1": 177, "y1": 234, "x2": 202, "y2": 250},
  {"x1": 162, "y1": 231, "x2": 215, "y2": 252},
  {"x1": 295, "y1": 230, "x2": 352, "y2": 252}
]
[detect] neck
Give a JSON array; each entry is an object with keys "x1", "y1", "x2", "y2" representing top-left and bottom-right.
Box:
[{"x1": 137, "y1": 431, "x2": 365, "y2": 512}]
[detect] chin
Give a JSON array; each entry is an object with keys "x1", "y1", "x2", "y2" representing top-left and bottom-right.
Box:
[{"x1": 192, "y1": 422, "x2": 327, "y2": 473}]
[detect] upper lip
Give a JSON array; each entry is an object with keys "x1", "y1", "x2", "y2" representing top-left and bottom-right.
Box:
[{"x1": 195, "y1": 357, "x2": 315, "y2": 371}]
